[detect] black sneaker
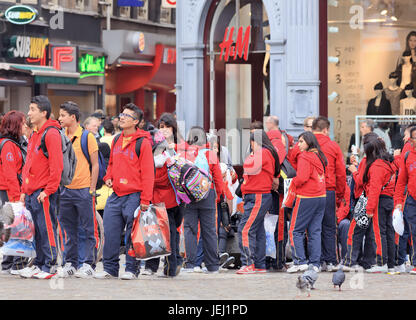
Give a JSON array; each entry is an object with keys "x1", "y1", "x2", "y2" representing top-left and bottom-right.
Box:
[
  {"x1": 219, "y1": 252, "x2": 229, "y2": 266},
  {"x1": 220, "y1": 256, "x2": 235, "y2": 269}
]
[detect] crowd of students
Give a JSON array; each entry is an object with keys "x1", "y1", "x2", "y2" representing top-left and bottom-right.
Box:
[{"x1": 0, "y1": 95, "x2": 415, "y2": 281}]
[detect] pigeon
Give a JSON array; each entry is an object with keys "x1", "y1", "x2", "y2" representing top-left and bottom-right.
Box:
[
  {"x1": 0, "y1": 203, "x2": 15, "y2": 246},
  {"x1": 332, "y1": 267, "x2": 346, "y2": 291},
  {"x1": 296, "y1": 265, "x2": 318, "y2": 297}
]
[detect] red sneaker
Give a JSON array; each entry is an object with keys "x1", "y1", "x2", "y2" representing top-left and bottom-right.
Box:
[
  {"x1": 410, "y1": 267, "x2": 416, "y2": 275},
  {"x1": 236, "y1": 264, "x2": 256, "y2": 275},
  {"x1": 254, "y1": 268, "x2": 267, "y2": 274}
]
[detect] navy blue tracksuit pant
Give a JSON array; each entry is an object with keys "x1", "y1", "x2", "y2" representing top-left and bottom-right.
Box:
[
  {"x1": 103, "y1": 192, "x2": 141, "y2": 277},
  {"x1": 25, "y1": 189, "x2": 59, "y2": 273},
  {"x1": 338, "y1": 218, "x2": 350, "y2": 263},
  {"x1": 238, "y1": 193, "x2": 272, "y2": 269},
  {"x1": 399, "y1": 194, "x2": 416, "y2": 266},
  {"x1": 0, "y1": 190, "x2": 28, "y2": 271},
  {"x1": 59, "y1": 187, "x2": 97, "y2": 269},
  {"x1": 289, "y1": 196, "x2": 326, "y2": 267},
  {"x1": 321, "y1": 190, "x2": 338, "y2": 265},
  {"x1": 184, "y1": 189, "x2": 219, "y2": 272}
]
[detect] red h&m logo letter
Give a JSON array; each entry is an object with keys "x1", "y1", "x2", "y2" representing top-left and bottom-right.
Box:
[{"x1": 219, "y1": 25, "x2": 251, "y2": 62}]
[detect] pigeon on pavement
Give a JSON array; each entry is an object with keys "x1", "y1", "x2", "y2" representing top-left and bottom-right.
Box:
[
  {"x1": 297, "y1": 264, "x2": 318, "y2": 297},
  {"x1": 332, "y1": 266, "x2": 346, "y2": 291}
]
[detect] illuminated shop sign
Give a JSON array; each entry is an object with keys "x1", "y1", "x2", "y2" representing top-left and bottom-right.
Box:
[
  {"x1": 79, "y1": 53, "x2": 106, "y2": 79},
  {"x1": 219, "y1": 25, "x2": 251, "y2": 62},
  {"x1": 7, "y1": 35, "x2": 49, "y2": 65},
  {"x1": 5, "y1": 5, "x2": 37, "y2": 25}
]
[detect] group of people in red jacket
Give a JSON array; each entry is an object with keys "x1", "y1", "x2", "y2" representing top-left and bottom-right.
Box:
[{"x1": 1, "y1": 95, "x2": 416, "y2": 279}]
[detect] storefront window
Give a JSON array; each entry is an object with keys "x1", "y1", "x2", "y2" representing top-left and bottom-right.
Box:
[{"x1": 328, "y1": 0, "x2": 416, "y2": 155}]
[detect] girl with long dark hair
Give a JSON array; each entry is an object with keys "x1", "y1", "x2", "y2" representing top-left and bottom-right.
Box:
[
  {"x1": 236, "y1": 129, "x2": 280, "y2": 274},
  {"x1": 344, "y1": 137, "x2": 397, "y2": 273},
  {"x1": 0, "y1": 111, "x2": 28, "y2": 275},
  {"x1": 287, "y1": 131, "x2": 327, "y2": 273}
]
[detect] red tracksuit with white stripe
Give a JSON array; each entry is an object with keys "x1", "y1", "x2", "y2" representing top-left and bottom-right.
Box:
[
  {"x1": 394, "y1": 145, "x2": 416, "y2": 266},
  {"x1": 345, "y1": 159, "x2": 396, "y2": 268},
  {"x1": 22, "y1": 119, "x2": 63, "y2": 274},
  {"x1": 289, "y1": 151, "x2": 326, "y2": 267},
  {"x1": 315, "y1": 133, "x2": 346, "y2": 266},
  {"x1": 0, "y1": 138, "x2": 23, "y2": 201},
  {"x1": 238, "y1": 148, "x2": 275, "y2": 269}
]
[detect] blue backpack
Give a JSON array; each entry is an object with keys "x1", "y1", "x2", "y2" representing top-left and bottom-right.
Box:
[{"x1": 80, "y1": 130, "x2": 107, "y2": 189}]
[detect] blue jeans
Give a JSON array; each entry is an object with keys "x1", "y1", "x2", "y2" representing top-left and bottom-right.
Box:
[{"x1": 102, "y1": 192, "x2": 141, "y2": 277}]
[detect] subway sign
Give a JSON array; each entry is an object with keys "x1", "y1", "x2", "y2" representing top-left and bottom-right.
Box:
[{"x1": 5, "y1": 5, "x2": 38, "y2": 25}]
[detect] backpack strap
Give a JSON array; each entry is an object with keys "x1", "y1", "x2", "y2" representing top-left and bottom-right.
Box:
[
  {"x1": 80, "y1": 129, "x2": 91, "y2": 165},
  {"x1": 0, "y1": 138, "x2": 22, "y2": 163},
  {"x1": 39, "y1": 126, "x2": 60, "y2": 159},
  {"x1": 405, "y1": 151, "x2": 410, "y2": 165}
]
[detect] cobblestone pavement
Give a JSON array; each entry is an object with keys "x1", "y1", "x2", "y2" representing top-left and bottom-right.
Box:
[{"x1": 0, "y1": 258, "x2": 415, "y2": 300}]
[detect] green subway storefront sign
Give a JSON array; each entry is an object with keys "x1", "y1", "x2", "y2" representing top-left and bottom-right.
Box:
[
  {"x1": 5, "y1": 5, "x2": 38, "y2": 25},
  {"x1": 79, "y1": 53, "x2": 105, "y2": 79}
]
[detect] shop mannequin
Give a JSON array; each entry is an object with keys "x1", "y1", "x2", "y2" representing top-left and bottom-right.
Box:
[
  {"x1": 400, "y1": 84, "x2": 416, "y2": 117},
  {"x1": 384, "y1": 72, "x2": 402, "y2": 115},
  {"x1": 396, "y1": 51, "x2": 416, "y2": 90},
  {"x1": 367, "y1": 82, "x2": 392, "y2": 116}
]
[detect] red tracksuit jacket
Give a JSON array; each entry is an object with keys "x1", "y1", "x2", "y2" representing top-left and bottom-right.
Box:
[
  {"x1": 360, "y1": 159, "x2": 396, "y2": 215},
  {"x1": 314, "y1": 133, "x2": 346, "y2": 200},
  {"x1": 104, "y1": 128, "x2": 154, "y2": 205},
  {"x1": 0, "y1": 138, "x2": 23, "y2": 201},
  {"x1": 267, "y1": 130, "x2": 286, "y2": 164},
  {"x1": 22, "y1": 119, "x2": 63, "y2": 196},
  {"x1": 241, "y1": 148, "x2": 275, "y2": 195},
  {"x1": 287, "y1": 143, "x2": 301, "y2": 171},
  {"x1": 153, "y1": 164, "x2": 178, "y2": 209},
  {"x1": 395, "y1": 147, "x2": 416, "y2": 207},
  {"x1": 292, "y1": 151, "x2": 326, "y2": 197}
]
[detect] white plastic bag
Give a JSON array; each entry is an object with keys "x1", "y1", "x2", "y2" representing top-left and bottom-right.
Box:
[
  {"x1": 393, "y1": 208, "x2": 404, "y2": 236},
  {"x1": 6, "y1": 202, "x2": 35, "y2": 242},
  {"x1": 264, "y1": 213, "x2": 278, "y2": 259}
]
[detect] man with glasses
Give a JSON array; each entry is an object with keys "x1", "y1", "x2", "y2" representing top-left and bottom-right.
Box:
[{"x1": 94, "y1": 103, "x2": 154, "y2": 280}]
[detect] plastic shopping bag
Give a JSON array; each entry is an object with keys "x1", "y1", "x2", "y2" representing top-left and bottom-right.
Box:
[
  {"x1": 264, "y1": 213, "x2": 278, "y2": 259},
  {"x1": 283, "y1": 179, "x2": 296, "y2": 208},
  {"x1": 6, "y1": 202, "x2": 35, "y2": 241},
  {"x1": 128, "y1": 203, "x2": 171, "y2": 260},
  {"x1": 1, "y1": 239, "x2": 36, "y2": 258},
  {"x1": 393, "y1": 208, "x2": 404, "y2": 236}
]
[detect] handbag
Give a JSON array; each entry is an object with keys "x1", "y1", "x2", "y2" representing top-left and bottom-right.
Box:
[
  {"x1": 278, "y1": 159, "x2": 296, "y2": 194},
  {"x1": 235, "y1": 178, "x2": 243, "y2": 198}
]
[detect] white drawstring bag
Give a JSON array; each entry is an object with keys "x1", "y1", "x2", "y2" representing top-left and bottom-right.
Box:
[{"x1": 393, "y1": 208, "x2": 404, "y2": 236}]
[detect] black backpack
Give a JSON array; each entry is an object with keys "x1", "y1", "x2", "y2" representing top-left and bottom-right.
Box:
[{"x1": 0, "y1": 137, "x2": 27, "y2": 184}]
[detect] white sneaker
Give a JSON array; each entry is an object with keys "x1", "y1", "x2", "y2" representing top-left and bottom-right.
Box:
[
  {"x1": 287, "y1": 264, "x2": 308, "y2": 273},
  {"x1": 181, "y1": 267, "x2": 194, "y2": 273},
  {"x1": 141, "y1": 269, "x2": 154, "y2": 276},
  {"x1": 326, "y1": 263, "x2": 337, "y2": 272},
  {"x1": 193, "y1": 266, "x2": 203, "y2": 273},
  {"x1": 341, "y1": 264, "x2": 363, "y2": 272},
  {"x1": 0, "y1": 269, "x2": 11, "y2": 275},
  {"x1": 366, "y1": 264, "x2": 388, "y2": 273},
  {"x1": 20, "y1": 266, "x2": 42, "y2": 279},
  {"x1": 58, "y1": 263, "x2": 76, "y2": 278},
  {"x1": 312, "y1": 266, "x2": 320, "y2": 273},
  {"x1": 10, "y1": 269, "x2": 23, "y2": 276},
  {"x1": 394, "y1": 264, "x2": 406, "y2": 273},
  {"x1": 94, "y1": 271, "x2": 116, "y2": 279},
  {"x1": 33, "y1": 271, "x2": 56, "y2": 279},
  {"x1": 75, "y1": 263, "x2": 95, "y2": 279},
  {"x1": 120, "y1": 272, "x2": 138, "y2": 280}
]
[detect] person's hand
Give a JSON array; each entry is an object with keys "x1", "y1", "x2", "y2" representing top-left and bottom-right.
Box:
[
  {"x1": 367, "y1": 213, "x2": 373, "y2": 218},
  {"x1": 394, "y1": 149, "x2": 401, "y2": 157},
  {"x1": 37, "y1": 191, "x2": 48, "y2": 203},
  {"x1": 395, "y1": 204, "x2": 403, "y2": 211},
  {"x1": 140, "y1": 203, "x2": 149, "y2": 212},
  {"x1": 105, "y1": 179, "x2": 113, "y2": 188},
  {"x1": 19, "y1": 193, "x2": 25, "y2": 203},
  {"x1": 348, "y1": 165, "x2": 357, "y2": 174},
  {"x1": 350, "y1": 155, "x2": 358, "y2": 166}
]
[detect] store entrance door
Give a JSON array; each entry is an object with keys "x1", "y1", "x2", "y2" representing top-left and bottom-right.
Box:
[{"x1": 213, "y1": 53, "x2": 265, "y2": 165}]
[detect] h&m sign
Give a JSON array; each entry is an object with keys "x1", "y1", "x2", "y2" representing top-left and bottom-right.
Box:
[{"x1": 219, "y1": 26, "x2": 251, "y2": 62}]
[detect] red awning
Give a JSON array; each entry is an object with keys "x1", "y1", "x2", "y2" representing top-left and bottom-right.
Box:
[{"x1": 105, "y1": 44, "x2": 175, "y2": 95}]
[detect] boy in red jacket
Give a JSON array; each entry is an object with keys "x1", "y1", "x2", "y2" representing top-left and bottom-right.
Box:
[
  {"x1": 312, "y1": 117, "x2": 346, "y2": 271},
  {"x1": 19, "y1": 96, "x2": 63, "y2": 279},
  {"x1": 94, "y1": 103, "x2": 154, "y2": 280}
]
